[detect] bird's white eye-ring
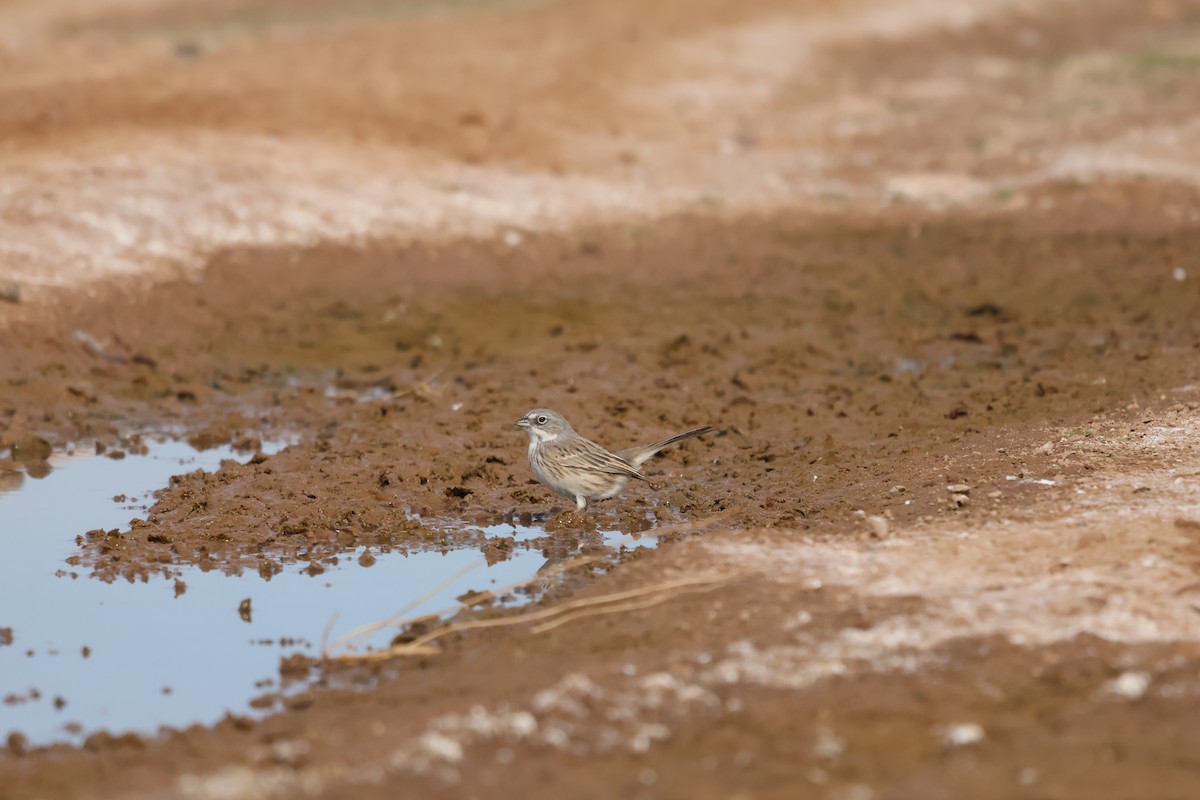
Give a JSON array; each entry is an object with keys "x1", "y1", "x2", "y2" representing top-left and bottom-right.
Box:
[{"x1": 536, "y1": 415, "x2": 548, "y2": 425}]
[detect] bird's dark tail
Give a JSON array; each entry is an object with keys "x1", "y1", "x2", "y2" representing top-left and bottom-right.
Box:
[{"x1": 618, "y1": 426, "x2": 715, "y2": 467}]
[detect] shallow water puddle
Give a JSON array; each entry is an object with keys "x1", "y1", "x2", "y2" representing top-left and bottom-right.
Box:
[{"x1": 0, "y1": 440, "x2": 652, "y2": 747}]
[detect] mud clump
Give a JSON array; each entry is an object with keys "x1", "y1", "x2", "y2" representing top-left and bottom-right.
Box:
[
  {"x1": 6, "y1": 435, "x2": 53, "y2": 479},
  {"x1": 6, "y1": 732, "x2": 28, "y2": 757},
  {"x1": 83, "y1": 731, "x2": 145, "y2": 752},
  {"x1": 186, "y1": 415, "x2": 261, "y2": 452},
  {"x1": 9, "y1": 435, "x2": 51, "y2": 462}
]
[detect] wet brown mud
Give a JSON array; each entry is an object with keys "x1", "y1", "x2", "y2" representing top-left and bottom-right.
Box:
[{"x1": 2, "y1": 208, "x2": 1197, "y2": 586}]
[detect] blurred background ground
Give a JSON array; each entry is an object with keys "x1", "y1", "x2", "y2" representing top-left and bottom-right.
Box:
[{"x1": 3, "y1": 0, "x2": 1200, "y2": 290}]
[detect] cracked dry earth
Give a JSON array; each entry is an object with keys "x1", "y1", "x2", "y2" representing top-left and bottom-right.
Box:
[{"x1": 3, "y1": 0, "x2": 1200, "y2": 798}]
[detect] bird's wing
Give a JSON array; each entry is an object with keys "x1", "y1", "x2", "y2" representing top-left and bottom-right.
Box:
[{"x1": 557, "y1": 439, "x2": 647, "y2": 481}]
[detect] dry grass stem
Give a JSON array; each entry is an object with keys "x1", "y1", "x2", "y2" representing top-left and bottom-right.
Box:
[
  {"x1": 391, "y1": 369, "x2": 444, "y2": 400},
  {"x1": 324, "y1": 560, "x2": 482, "y2": 655},
  {"x1": 324, "y1": 569, "x2": 740, "y2": 666},
  {"x1": 322, "y1": 555, "x2": 602, "y2": 659},
  {"x1": 530, "y1": 577, "x2": 737, "y2": 633}
]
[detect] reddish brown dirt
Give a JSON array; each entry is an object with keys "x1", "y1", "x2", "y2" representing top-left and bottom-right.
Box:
[
  {"x1": 3, "y1": 0, "x2": 1200, "y2": 798},
  {"x1": 3, "y1": 199, "x2": 1200, "y2": 798},
  {"x1": 0, "y1": 207, "x2": 1195, "y2": 586}
]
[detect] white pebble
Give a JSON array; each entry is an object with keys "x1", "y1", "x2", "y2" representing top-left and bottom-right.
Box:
[
  {"x1": 419, "y1": 731, "x2": 463, "y2": 763},
  {"x1": 1106, "y1": 671, "x2": 1151, "y2": 700},
  {"x1": 867, "y1": 515, "x2": 890, "y2": 538},
  {"x1": 941, "y1": 722, "x2": 985, "y2": 748}
]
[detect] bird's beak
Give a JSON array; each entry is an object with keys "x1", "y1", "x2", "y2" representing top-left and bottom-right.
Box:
[{"x1": 515, "y1": 418, "x2": 530, "y2": 428}]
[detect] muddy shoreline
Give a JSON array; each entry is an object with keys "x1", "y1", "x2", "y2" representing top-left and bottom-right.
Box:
[{"x1": 3, "y1": 209, "x2": 1196, "y2": 584}]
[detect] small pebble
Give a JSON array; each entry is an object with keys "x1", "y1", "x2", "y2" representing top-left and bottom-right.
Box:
[
  {"x1": 174, "y1": 40, "x2": 204, "y2": 60},
  {"x1": 941, "y1": 722, "x2": 985, "y2": 748},
  {"x1": 1105, "y1": 671, "x2": 1151, "y2": 700},
  {"x1": 866, "y1": 515, "x2": 890, "y2": 538},
  {"x1": 7, "y1": 731, "x2": 28, "y2": 756}
]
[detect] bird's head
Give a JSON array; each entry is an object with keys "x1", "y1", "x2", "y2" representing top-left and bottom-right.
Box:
[{"x1": 515, "y1": 408, "x2": 573, "y2": 443}]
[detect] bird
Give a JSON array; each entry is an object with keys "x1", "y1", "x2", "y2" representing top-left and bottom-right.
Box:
[{"x1": 515, "y1": 408, "x2": 715, "y2": 512}]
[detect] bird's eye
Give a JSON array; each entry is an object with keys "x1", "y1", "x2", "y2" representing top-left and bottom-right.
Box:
[{"x1": 536, "y1": 415, "x2": 548, "y2": 425}]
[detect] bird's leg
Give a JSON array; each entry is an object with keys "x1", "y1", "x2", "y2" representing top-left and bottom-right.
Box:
[{"x1": 574, "y1": 495, "x2": 589, "y2": 512}]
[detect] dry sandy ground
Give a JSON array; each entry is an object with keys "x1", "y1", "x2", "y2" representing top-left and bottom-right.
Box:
[{"x1": 2, "y1": 0, "x2": 1200, "y2": 797}]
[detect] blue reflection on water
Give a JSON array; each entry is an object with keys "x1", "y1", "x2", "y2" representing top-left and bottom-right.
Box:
[{"x1": 0, "y1": 440, "x2": 551, "y2": 746}]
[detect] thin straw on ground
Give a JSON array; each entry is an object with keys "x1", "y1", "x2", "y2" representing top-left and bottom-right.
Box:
[
  {"x1": 322, "y1": 554, "x2": 602, "y2": 659},
  {"x1": 324, "y1": 570, "x2": 740, "y2": 665}
]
